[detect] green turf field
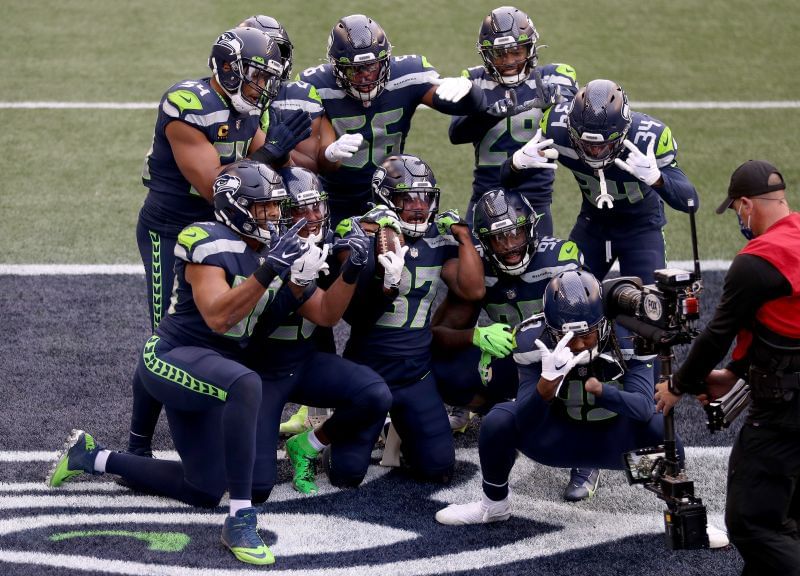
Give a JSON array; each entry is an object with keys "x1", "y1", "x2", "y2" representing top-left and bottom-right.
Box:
[{"x1": 2, "y1": 0, "x2": 798, "y2": 262}]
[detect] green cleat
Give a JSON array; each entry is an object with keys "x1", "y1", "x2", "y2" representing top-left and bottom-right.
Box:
[
  {"x1": 279, "y1": 405, "x2": 311, "y2": 436},
  {"x1": 221, "y1": 507, "x2": 275, "y2": 565},
  {"x1": 285, "y1": 431, "x2": 319, "y2": 494},
  {"x1": 47, "y1": 429, "x2": 103, "y2": 487}
]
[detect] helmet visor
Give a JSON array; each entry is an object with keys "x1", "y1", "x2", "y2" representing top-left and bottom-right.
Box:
[
  {"x1": 240, "y1": 60, "x2": 281, "y2": 108},
  {"x1": 391, "y1": 190, "x2": 438, "y2": 223},
  {"x1": 486, "y1": 226, "x2": 529, "y2": 265}
]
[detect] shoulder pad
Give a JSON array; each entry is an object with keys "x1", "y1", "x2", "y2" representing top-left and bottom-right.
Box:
[{"x1": 175, "y1": 222, "x2": 242, "y2": 264}]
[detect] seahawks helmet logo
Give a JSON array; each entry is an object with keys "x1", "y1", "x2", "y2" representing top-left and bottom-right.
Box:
[
  {"x1": 371, "y1": 167, "x2": 387, "y2": 195},
  {"x1": 212, "y1": 174, "x2": 241, "y2": 197},
  {"x1": 215, "y1": 31, "x2": 243, "y2": 57}
]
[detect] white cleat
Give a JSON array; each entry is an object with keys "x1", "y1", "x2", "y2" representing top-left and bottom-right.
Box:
[
  {"x1": 706, "y1": 524, "x2": 730, "y2": 549},
  {"x1": 435, "y1": 495, "x2": 511, "y2": 525}
]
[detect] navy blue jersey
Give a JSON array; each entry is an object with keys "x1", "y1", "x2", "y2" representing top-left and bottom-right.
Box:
[
  {"x1": 539, "y1": 105, "x2": 698, "y2": 235},
  {"x1": 514, "y1": 316, "x2": 656, "y2": 423},
  {"x1": 299, "y1": 55, "x2": 439, "y2": 215},
  {"x1": 156, "y1": 222, "x2": 281, "y2": 355},
  {"x1": 455, "y1": 63, "x2": 577, "y2": 209},
  {"x1": 141, "y1": 78, "x2": 262, "y2": 234},
  {"x1": 481, "y1": 236, "x2": 583, "y2": 327},
  {"x1": 343, "y1": 222, "x2": 459, "y2": 359},
  {"x1": 262, "y1": 79, "x2": 325, "y2": 132}
]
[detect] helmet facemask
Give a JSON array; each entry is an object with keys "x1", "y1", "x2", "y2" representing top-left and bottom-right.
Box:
[
  {"x1": 474, "y1": 189, "x2": 539, "y2": 276},
  {"x1": 388, "y1": 189, "x2": 439, "y2": 238},
  {"x1": 210, "y1": 29, "x2": 284, "y2": 115},
  {"x1": 480, "y1": 218, "x2": 537, "y2": 276},
  {"x1": 477, "y1": 7, "x2": 539, "y2": 87},
  {"x1": 332, "y1": 55, "x2": 390, "y2": 103},
  {"x1": 327, "y1": 15, "x2": 392, "y2": 105},
  {"x1": 213, "y1": 161, "x2": 288, "y2": 245},
  {"x1": 286, "y1": 189, "x2": 330, "y2": 246},
  {"x1": 567, "y1": 79, "x2": 632, "y2": 169}
]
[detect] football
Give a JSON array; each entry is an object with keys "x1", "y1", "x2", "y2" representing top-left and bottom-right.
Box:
[{"x1": 375, "y1": 226, "x2": 404, "y2": 270}]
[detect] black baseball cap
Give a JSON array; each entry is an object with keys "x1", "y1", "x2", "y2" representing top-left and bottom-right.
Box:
[{"x1": 716, "y1": 160, "x2": 786, "y2": 214}]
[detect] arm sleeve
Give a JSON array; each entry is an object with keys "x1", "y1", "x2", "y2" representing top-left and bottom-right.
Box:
[
  {"x1": 594, "y1": 359, "x2": 656, "y2": 421},
  {"x1": 431, "y1": 81, "x2": 487, "y2": 116},
  {"x1": 449, "y1": 112, "x2": 503, "y2": 145},
  {"x1": 650, "y1": 164, "x2": 700, "y2": 213},
  {"x1": 499, "y1": 157, "x2": 527, "y2": 189},
  {"x1": 673, "y1": 254, "x2": 792, "y2": 394}
]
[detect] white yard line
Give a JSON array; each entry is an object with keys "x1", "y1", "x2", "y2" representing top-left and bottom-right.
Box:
[
  {"x1": 1, "y1": 101, "x2": 800, "y2": 110},
  {"x1": 0, "y1": 260, "x2": 733, "y2": 275}
]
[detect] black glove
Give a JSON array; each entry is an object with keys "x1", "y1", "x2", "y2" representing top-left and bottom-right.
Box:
[
  {"x1": 521, "y1": 68, "x2": 564, "y2": 110},
  {"x1": 334, "y1": 221, "x2": 371, "y2": 283},
  {"x1": 251, "y1": 109, "x2": 312, "y2": 166},
  {"x1": 253, "y1": 218, "x2": 309, "y2": 287},
  {"x1": 486, "y1": 89, "x2": 535, "y2": 118}
]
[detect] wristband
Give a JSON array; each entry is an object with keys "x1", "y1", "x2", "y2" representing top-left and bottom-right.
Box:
[{"x1": 253, "y1": 262, "x2": 277, "y2": 288}]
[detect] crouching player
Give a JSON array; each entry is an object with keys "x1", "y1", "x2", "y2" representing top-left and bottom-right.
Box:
[{"x1": 435, "y1": 269, "x2": 677, "y2": 521}]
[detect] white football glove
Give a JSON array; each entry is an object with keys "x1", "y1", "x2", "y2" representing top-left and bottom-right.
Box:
[
  {"x1": 614, "y1": 139, "x2": 661, "y2": 186},
  {"x1": 324, "y1": 133, "x2": 364, "y2": 162},
  {"x1": 433, "y1": 76, "x2": 473, "y2": 102},
  {"x1": 290, "y1": 242, "x2": 330, "y2": 287},
  {"x1": 534, "y1": 331, "x2": 590, "y2": 393},
  {"x1": 376, "y1": 236, "x2": 409, "y2": 290},
  {"x1": 511, "y1": 128, "x2": 559, "y2": 170}
]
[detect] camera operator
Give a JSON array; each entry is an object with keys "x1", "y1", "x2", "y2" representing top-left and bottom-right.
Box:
[
  {"x1": 435, "y1": 270, "x2": 696, "y2": 527},
  {"x1": 655, "y1": 160, "x2": 800, "y2": 575}
]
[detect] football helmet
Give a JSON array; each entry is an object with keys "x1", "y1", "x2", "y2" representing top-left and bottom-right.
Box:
[
  {"x1": 208, "y1": 27, "x2": 284, "y2": 114},
  {"x1": 567, "y1": 79, "x2": 632, "y2": 169},
  {"x1": 543, "y1": 269, "x2": 610, "y2": 357},
  {"x1": 473, "y1": 188, "x2": 539, "y2": 276},
  {"x1": 213, "y1": 159, "x2": 288, "y2": 245},
  {"x1": 327, "y1": 14, "x2": 392, "y2": 104},
  {"x1": 238, "y1": 15, "x2": 294, "y2": 81},
  {"x1": 372, "y1": 154, "x2": 439, "y2": 238},
  {"x1": 477, "y1": 6, "x2": 539, "y2": 87},
  {"x1": 280, "y1": 166, "x2": 330, "y2": 245}
]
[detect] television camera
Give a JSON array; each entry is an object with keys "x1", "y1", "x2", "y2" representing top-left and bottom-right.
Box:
[{"x1": 603, "y1": 266, "x2": 710, "y2": 549}]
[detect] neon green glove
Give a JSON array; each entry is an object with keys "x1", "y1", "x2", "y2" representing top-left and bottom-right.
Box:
[
  {"x1": 435, "y1": 209, "x2": 464, "y2": 236},
  {"x1": 472, "y1": 323, "x2": 515, "y2": 358}
]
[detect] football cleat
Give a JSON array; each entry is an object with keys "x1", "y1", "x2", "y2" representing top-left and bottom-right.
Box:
[
  {"x1": 47, "y1": 429, "x2": 103, "y2": 487},
  {"x1": 435, "y1": 495, "x2": 512, "y2": 525},
  {"x1": 706, "y1": 524, "x2": 730, "y2": 549},
  {"x1": 563, "y1": 468, "x2": 601, "y2": 502},
  {"x1": 447, "y1": 405, "x2": 472, "y2": 433},
  {"x1": 279, "y1": 405, "x2": 311, "y2": 436},
  {"x1": 221, "y1": 507, "x2": 275, "y2": 565},
  {"x1": 285, "y1": 431, "x2": 319, "y2": 494}
]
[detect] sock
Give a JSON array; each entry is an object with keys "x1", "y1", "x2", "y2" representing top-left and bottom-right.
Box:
[
  {"x1": 307, "y1": 430, "x2": 326, "y2": 452},
  {"x1": 229, "y1": 499, "x2": 252, "y2": 517},
  {"x1": 482, "y1": 477, "x2": 509, "y2": 502},
  {"x1": 94, "y1": 450, "x2": 111, "y2": 473}
]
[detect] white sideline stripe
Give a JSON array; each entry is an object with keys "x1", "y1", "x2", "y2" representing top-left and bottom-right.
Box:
[
  {"x1": 0, "y1": 259, "x2": 732, "y2": 275},
  {"x1": 0, "y1": 449, "x2": 284, "y2": 464},
  {"x1": 2, "y1": 100, "x2": 800, "y2": 110}
]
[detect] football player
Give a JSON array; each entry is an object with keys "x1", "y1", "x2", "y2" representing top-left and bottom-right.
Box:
[
  {"x1": 435, "y1": 269, "x2": 679, "y2": 522},
  {"x1": 299, "y1": 14, "x2": 488, "y2": 226},
  {"x1": 237, "y1": 15, "x2": 355, "y2": 174},
  {"x1": 450, "y1": 6, "x2": 578, "y2": 233},
  {"x1": 430, "y1": 189, "x2": 581, "y2": 449},
  {"x1": 129, "y1": 26, "x2": 313, "y2": 458},
  {"x1": 501, "y1": 78, "x2": 699, "y2": 284},
  {"x1": 48, "y1": 160, "x2": 311, "y2": 565},
  {"x1": 243, "y1": 166, "x2": 392, "y2": 497},
  {"x1": 335, "y1": 154, "x2": 485, "y2": 483}
]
